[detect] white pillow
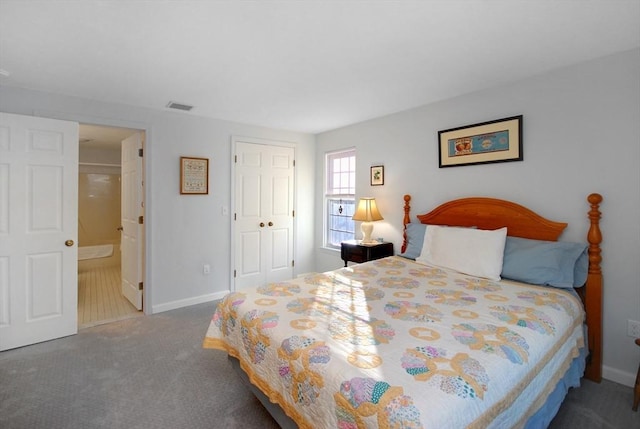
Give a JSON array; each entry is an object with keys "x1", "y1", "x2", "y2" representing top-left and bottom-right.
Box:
[{"x1": 416, "y1": 225, "x2": 507, "y2": 280}]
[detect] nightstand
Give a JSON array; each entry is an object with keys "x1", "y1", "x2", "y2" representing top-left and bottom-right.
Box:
[{"x1": 341, "y1": 240, "x2": 394, "y2": 267}]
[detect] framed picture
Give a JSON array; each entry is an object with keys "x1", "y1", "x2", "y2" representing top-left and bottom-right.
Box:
[
  {"x1": 370, "y1": 165, "x2": 384, "y2": 186},
  {"x1": 180, "y1": 156, "x2": 209, "y2": 195},
  {"x1": 438, "y1": 115, "x2": 523, "y2": 168}
]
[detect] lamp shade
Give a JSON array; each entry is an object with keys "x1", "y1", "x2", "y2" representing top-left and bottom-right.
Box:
[
  {"x1": 352, "y1": 198, "x2": 383, "y2": 244},
  {"x1": 352, "y1": 198, "x2": 384, "y2": 222}
]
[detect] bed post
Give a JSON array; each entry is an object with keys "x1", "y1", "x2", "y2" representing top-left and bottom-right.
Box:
[
  {"x1": 584, "y1": 193, "x2": 603, "y2": 382},
  {"x1": 402, "y1": 194, "x2": 411, "y2": 254}
]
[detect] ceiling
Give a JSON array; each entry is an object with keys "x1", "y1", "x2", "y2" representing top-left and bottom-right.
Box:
[{"x1": 1, "y1": 1, "x2": 638, "y2": 134}]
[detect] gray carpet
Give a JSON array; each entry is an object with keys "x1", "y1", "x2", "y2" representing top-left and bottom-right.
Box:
[{"x1": 1, "y1": 302, "x2": 638, "y2": 429}]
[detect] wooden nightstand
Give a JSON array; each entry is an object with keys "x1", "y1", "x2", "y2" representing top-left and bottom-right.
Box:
[{"x1": 341, "y1": 240, "x2": 394, "y2": 267}]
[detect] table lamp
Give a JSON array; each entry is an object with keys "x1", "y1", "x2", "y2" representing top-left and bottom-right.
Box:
[{"x1": 352, "y1": 197, "x2": 384, "y2": 244}]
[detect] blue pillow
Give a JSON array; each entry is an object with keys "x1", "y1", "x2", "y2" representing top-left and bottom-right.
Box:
[
  {"x1": 573, "y1": 247, "x2": 589, "y2": 287},
  {"x1": 501, "y1": 236, "x2": 588, "y2": 289},
  {"x1": 399, "y1": 223, "x2": 427, "y2": 260}
]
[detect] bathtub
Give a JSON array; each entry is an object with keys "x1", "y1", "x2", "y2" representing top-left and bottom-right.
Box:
[{"x1": 78, "y1": 244, "x2": 114, "y2": 261}]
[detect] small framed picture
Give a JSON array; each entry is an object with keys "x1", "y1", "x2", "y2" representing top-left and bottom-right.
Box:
[
  {"x1": 370, "y1": 165, "x2": 384, "y2": 186},
  {"x1": 180, "y1": 156, "x2": 209, "y2": 195}
]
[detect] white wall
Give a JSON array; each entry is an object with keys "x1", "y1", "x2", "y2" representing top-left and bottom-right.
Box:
[
  {"x1": 315, "y1": 48, "x2": 640, "y2": 385},
  {"x1": 0, "y1": 86, "x2": 316, "y2": 313}
]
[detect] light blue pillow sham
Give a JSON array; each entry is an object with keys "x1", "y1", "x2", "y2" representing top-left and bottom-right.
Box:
[
  {"x1": 399, "y1": 223, "x2": 427, "y2": 260},
  {"x1": 501, "y1": 236, "x2": 588, "y2": 289}
]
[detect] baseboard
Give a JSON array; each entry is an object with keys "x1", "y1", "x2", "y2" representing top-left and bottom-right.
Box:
[
  {"x1": 151, "y1": 290, "x2": 230, "y2": 314},
  {"x1": 602, "y1": 364, "x2": 636, "y2": 387}
]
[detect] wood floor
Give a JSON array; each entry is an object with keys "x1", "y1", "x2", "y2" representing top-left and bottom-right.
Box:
[{"x1": 78, "y1": 262, "x2": 142, "y2": 329}]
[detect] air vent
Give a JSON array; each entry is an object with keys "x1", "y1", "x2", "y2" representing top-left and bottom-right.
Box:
[{"x1": 166, "y1": 101, "x2": 194, "y2": 111}]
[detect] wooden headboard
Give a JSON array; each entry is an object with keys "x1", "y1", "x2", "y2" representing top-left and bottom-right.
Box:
[{"x1": 401, "y1": 193, "x2": 603, "y2": 382}]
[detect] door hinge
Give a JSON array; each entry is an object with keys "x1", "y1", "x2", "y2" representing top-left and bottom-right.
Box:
[
  {"x1": 138, "y1": 148, "x2": 143, "y2": 157},
  {"x1": 293, "y1": 159, "x2": 295, "y2": 167},
  {"x1": 234, "y1": 155, "x2": 237, "y2": 163},
  {"x1": 138, "y1": 215, "x2": 144, "y2": 224},
  {"x1": 292, "y1": 210, "x2": 295, "y2": 217},
  {"x1": 234, "y1": 213, "x2": 237, "y2": 221},
  {"x1": 292, "y1": 260, "x2": 295, "y2": 267},
  {"x1": 138, "y1": 282, "x2": 144, "y2": 290},
  {"x1": 233, "y1": 269, "x2": 237, "y2": 278}
]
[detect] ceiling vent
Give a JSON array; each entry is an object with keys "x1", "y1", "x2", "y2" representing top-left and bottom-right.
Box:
[{"x1": 166, "y1": 101, "x2": 194, "y2": 112}]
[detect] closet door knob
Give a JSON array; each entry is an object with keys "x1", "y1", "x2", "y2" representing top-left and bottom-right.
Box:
[
  {"x1": 259, "y1": 222, "x2": 265, "y2": 227},
  {"x1": 268, "y1": 222, "x2": 273, "y2": 227},
  {"x1": 65, "y1": 240, "x2": 74, "y2": 247},
  {"x1": 117, "y1": 226, "x2": 123, "y2": 231}
]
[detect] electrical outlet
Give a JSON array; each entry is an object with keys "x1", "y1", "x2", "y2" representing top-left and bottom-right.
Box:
[
  {"x1": 203, "y1": 264, "x2": 211, "y2": 275},
  {"x1": 627, "y1": 319, "x2": 640, "y2": 338}
]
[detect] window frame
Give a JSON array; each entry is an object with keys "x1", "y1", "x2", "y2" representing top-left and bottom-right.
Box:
[{"x1": 324, "y1": 148, "x2": 356, "y2": 250}]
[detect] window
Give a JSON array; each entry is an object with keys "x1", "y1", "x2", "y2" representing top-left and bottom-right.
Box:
[{"x1": 325, "y1": 149, "x2": 356, "y2": 249}]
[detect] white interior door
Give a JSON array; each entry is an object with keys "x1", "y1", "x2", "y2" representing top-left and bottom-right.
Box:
[
  {"x1": 121, "y1": 132, "x2": 144, "y2": 310},
  {"x1": 234, "y1": 140, "x2": 294, "y2": 290},
  {"x1": 0, "y1": 112, "x2": 79, "y2": 351}
]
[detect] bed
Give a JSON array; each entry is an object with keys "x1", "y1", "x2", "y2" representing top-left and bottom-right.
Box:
[{"x1": 204, "y1": 193, "x2": 603, "y2": 428}]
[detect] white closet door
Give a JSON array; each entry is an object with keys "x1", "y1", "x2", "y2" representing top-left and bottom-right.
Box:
[{"x1": 234, "y1": 140, "x2": 294, "y2": 291}]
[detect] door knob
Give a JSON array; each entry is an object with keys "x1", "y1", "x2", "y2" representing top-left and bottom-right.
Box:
[
  {"x1": 65, "y1": 240, "x2": 74, "y2": 247},
  {"x1": 117, "y1": 226, "x2": 123, "y2": 231},
  {"x1": 259, "y1": 222, "x2": 265, "y2": 227},
  {"x1": 268, "y1": 221, "x2": 273, "y2": 227}
]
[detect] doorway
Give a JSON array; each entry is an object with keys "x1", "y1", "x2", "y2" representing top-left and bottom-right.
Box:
[{"x1": 77, "y1": 124, "x2": 145, "y2": 328}]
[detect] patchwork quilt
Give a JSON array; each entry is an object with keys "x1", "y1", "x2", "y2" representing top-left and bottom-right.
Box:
[{"x1": 204, "y1": 256, "x2": 585, "y2": 428}]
